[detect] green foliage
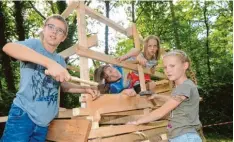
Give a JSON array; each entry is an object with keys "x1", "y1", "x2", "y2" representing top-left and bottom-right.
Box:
[
  {"x1": 0, "y1": 1, "x2": 232, "y2": 140},
  {"x1": 115, "y1": 38, "x2": 134, "y2": 57}
]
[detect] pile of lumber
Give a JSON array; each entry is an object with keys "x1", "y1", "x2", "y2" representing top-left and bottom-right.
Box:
[{"x1": 47, "y1": 80, "x2": 171, "y2": 142}]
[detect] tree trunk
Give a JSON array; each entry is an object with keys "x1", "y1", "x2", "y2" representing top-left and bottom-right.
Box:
[
  {"x1": 0, "y1": 2, "x2": 16, "y2": 92},
  {"x1": 104, "y1": 1, "x2": 110, "y2": 55},
  {"x1": 169, "y1": 1, "x2": 181, "y2": 49},
  {"x1": 203, "y1": 1, "x2": 211, "y2": 83},
  {"x1": 132, "y1": 1, "x2": 135, "y2": 23},
  {"x1": 14, "y1": 1, "x2": 25, "y2": 41}
]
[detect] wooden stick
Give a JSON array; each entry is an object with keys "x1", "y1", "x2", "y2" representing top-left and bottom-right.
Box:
[{"x1": 70, "y1": 76, "x2": 98, "y2": 86}]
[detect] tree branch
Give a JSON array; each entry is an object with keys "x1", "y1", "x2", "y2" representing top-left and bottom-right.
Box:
[
  {"x1": 28, "y1": 1, "x2": 46, "y2": 20},
  {"x1": 48, "y1": 1, "x2": 55, "y2": 14}
]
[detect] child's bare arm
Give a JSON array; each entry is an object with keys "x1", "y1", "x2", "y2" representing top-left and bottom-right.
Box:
[
  {"x1": 127, "y1": 95, "x2": 187, "y2": 125},
  {"x1": 116, "y1": 48, "x2": 141, "y2": 62},
  {"x1": 3, "y1": 43, "x2": 70, "y2": 82},
  {"x1": 61, "y1": 82, "x2": 101, "y2": 100}
]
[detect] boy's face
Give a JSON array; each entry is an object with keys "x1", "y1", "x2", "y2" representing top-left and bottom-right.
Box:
[
  {"x1": 146, "y1": 39, "x2": 158, "y2": 58},
  {"x1": 103, "y1": 66, "x2": 122, "y2": 83},
  {"x1": 43, "y1": 18, "x2": 67, "y2": 47}
]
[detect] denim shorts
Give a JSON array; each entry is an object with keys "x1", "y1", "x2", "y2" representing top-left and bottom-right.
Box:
[
  {"x1": 169, "y1": 132, "x2": 202, "y2": 142},
  {"x1": 1, "y1": 103, "x2": 48, "y2": 142}
]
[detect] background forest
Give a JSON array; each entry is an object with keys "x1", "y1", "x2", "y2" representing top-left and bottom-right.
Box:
[{"x1": 0, "y1": 1, "x2": 233, "y2": 141}]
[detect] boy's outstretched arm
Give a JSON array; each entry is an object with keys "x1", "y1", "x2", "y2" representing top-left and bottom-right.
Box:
[{"x1": 3, "y1": 43, "x2": 70, "y2": 82}]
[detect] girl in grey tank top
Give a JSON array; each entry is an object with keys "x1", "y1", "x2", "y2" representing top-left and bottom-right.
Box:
[{"x1": 127, "y1": 50, "x2": 203, "y2": 142}]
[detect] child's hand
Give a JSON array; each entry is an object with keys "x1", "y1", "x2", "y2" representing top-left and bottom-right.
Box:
[
  {"x1": 122, "y1": 89, "x2": 137, "y2": 96},
  {"x1": 85, "y1": 88, "x2": 101, "y2": 100},
  {"x1": 136, "y1": 55, "x2": 147, "y2": 66},
  {"x1": 45, "y1": 61, "x2": 71, "y2": 82},
  {"x1": 116, "y1": 55, "x2": 127, "y2": 62}
]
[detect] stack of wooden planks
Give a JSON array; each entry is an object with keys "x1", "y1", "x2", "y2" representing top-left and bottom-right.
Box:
[{"x1": 47, "y1": 80, "x2": 171, "y2": 142}]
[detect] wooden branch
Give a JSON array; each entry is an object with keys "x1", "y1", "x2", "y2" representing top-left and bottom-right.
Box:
[
  {"x1": 84, "y1": 5, "x2": 128, "y2": 36},
  {"x1": 59, "y1": 34, "x2": 98, "y2": 58},
  {"x1": 76, "y1": 47, "x2": 166, "y2": 79},
  {"x1": 61, "y1": 1, "x2": 79, "y2": 19},
  {"x1": 88, "y1": 120, "x2": 168, "y2": 139}
]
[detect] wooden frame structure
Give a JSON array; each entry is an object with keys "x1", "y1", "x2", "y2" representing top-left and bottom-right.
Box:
[{"x1": 1, "y1": 1, "x2": 171, "y2": 142}]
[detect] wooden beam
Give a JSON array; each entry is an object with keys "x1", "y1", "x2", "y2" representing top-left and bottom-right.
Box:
[
  {"x1": 57, "y1": 91, "x2": 170, "y2": 118},
  {"x1": 100, "y1": 115, "x2": 145, "y2": 125},
  {"x1": 87, "y1": 94, "x2": 154, "y2": 115},
  {"x1": 88, "y1": 127, "x2": 167, "y2": 142},
  {"x1": 77, "y1": 2, "x2": 90, "y2": 108},
  {"x1": 61, "y1": 1, "x2": 79, "y2": 19},
  {"x1": 84, "y1": 5, "x2": 128, "y2": 36},
  {"x1": 87, "y1": 34, "x2": 98, "y2": 48},
  {"x1": 88, "y1": 120, "x2": 168, "y2": 139},
  {"x1": 76, "y1": 47, "x2": 166, "y2": 79},
  {"x1": 102, "y1": 109, "x2": 146, "y2": 116},
  {"x1": 59, "y1": 43, "x2": 78, "y2": 58},
  {"x1": 59, "y1": 34, "x2": 98, "y2": 58},
  {"x1": 47, "y1": 119, "x2": 91, "y2": 142}
]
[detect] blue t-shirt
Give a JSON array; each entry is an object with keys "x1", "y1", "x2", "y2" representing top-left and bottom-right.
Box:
[
  {"x1": 13, "y1": 38, "x2": 66, "y2": 127},
  {"x1": 109, "y1": 66, "x2": 131, "y2": 94}
]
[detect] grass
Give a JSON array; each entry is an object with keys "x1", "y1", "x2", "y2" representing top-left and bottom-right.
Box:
[{"x1": 205, "y1": 132, "x2": 233, "y2": 142}]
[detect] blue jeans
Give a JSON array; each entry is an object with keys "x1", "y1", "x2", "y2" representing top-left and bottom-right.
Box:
[
  {"x1": 1, "y1": 104, "x2": 48, "y2": 142},
  {"x1": 169, "y1": 132, "x2": 202, "y2": 142}
]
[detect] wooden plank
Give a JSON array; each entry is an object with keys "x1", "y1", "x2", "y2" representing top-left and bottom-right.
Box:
[
  {"x1": 59, "y1": 34, "x2": 98, "y2": 58},
  {"x1": 84, "y1": 5, "x2": 128, "y2": 35},
  {"x1": 59, "y1": 43, "x2": 78, "y2": 58},
  {"x1": 57, "y1": 91, "x2": 170, "y2": 118},
  {"x1": 88, "y1": 127, "x2": 167, "y2": 142},
  {"x1": 155, "y1": 84, "x2": 171, "y2": 93},
  {"x1": 87, "y1": 34, "x2": 98, "y2": 48},
  {"x1": 88, "y1": 120, "x2": 168, "y2": 139},
  {"x1": 77, "y1": 2, "x2": 90, "y2": 108},
  {"x1": 138, "y1": 64, "x2": 146, "y2": 91},
  {"x1": 58, "y1": 108, "x2": 91, "y2": 118},
  {"x1": 100, "y1": 115, "x2": 145, "y2": 125},
  {"x1": 102, "y1": 109, "x2": 145, "y2": 116},
  {"x1": 76, "y1": 47, "x2": 166, "y2": 79},
  {"x1": 61, "y1": 1, "x2": 79, "y2": 19},
  {"x1": 132, "y1": 24, "x2": 146, "y2": 91},
  {"x1": 86, "y1": 94, "x2": 154, "y2": 115},
  {"x1": 0, "y1": 116, "x2": 7, "y2": 123},
  {"x1": 47, "y1": 119, "x2": 91, "y2": 142}
]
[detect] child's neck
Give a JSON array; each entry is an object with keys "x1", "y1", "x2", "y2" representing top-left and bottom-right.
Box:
[
  {"x1": 175, "y1": 76, "x2": 188, "y2": 86},
  {"x1": 145, "y1": 52, "x2": 153, "y2": 60}
]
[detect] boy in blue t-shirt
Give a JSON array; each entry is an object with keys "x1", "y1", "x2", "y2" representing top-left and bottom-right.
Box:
[
  {"x1": 1, "y1": 14, "x2": 100, "y2": 142},
  {"x1": 94, "y1": 64, "x2": 137, "y2": 96}
]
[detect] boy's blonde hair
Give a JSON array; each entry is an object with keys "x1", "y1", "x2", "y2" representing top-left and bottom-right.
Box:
[
  {"x1": 40, "y1": 14, "x2": 68, "y2": 39},
  {"x1": 163, "y1": 50, "x2": 197, "y2": 85},
  {"x1": 143, "y1": 35, "x2": 161, "y2": 60}
]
